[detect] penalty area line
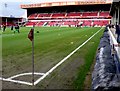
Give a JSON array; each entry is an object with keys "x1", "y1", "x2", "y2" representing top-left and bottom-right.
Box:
[{"x1": 34, "y1": 27, "x2": 103, "y2": 85}]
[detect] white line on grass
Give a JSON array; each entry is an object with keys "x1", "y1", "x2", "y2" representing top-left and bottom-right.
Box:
[
  {"x1": 0, "y1": 72, "x2": 45, "y2": 86},
  {"x1": 0, "y1": 27, "x2": 103, "y2": 86},
  {"x1": 0, "y1": 77, "x2": 32, "y2": 86},
  {"x1": 34, "y1": 27, "x2": 103, "y2": 85},
  {"x1": 7, "y1": 72, "x2": 45, "y2": 80}
]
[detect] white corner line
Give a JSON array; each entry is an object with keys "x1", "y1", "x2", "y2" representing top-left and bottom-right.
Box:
[
  {"x1": 0, "y1": 77, "x2": 32, "y2": 86},
  {"x1": 0, "y1": 72, "x2": 45, "y2": 86},
  {"x1": 7, "y1": 72, "x2": 45, "y2": 80},
  {"x1": 34, "y1": 27, "x2": 103, "y2": 85}
]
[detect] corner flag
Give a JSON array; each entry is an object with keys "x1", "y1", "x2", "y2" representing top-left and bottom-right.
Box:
[
  {"x1": 28, "y1": 28, "x2": 34, "y2": 41},
  {"x1": 28, "y1": 28, "x2": 34, "y2": 85}
]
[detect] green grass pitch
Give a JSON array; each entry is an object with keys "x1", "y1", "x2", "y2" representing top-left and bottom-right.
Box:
[{"x1": 1, "y1": 27, "x2": 104, "y2": 89}]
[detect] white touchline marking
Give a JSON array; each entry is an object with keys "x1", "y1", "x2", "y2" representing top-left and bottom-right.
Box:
[
  {"x1": 7, "y1": 72, "x2": 45, "y2": 80},
  {"x1": 0, "y1": 77, "x2": 32, "y2": 86},
  {"x1": 34, "y1": 27, "x2": 103, "y2": 85}
]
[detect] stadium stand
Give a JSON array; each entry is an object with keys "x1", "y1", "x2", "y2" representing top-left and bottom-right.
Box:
[
  {"x1": 52, "y1": 13, "x2": 65, "y2": 18},
  {"x1": 82, "y1": 12, "x2": 98, "y2": 17},
  {"x1": 20, "y1": 1, "x2": 111, "y2": 27},
  {"x1": 67, "y1": 12, "x2": 81, "y2": 18},
  {"x1": 26, "y1": 21, "x2": 37, "y2": 27},
  {"x1": 25, "y1": 11, "x2": 111, "y2": 27},
  {"x1": 36, "y1": 21, "x2": 46, "y2": 26},
  {"x1": 82, "y1": 20, "x2": 92, "y2": 27},
  {"x1": 99, "y1": 11, "x2": 109, "y2": 16},
  {"x1": 37, "y1": 13, "x2": 51, "y2": 19},
  {"x1": 28, "y1": 13, "x2": 38, "y2": 19},
  {"x1": 27, "y1": 11, "x2": 111, "y2": 19},
  {"x1": 92, "y1": 20, "x2": 109, "y2": 26}
]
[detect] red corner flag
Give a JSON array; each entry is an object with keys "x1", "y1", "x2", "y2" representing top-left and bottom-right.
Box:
[
  {"x1": 28, "y1": 28, "x2": 34, "y2": 41},
  {"x1": 28, "y1": 28, "x2": 35, "y2": 85}
]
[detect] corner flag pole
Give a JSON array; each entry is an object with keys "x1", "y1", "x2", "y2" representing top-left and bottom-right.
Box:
[
  {"x1": 28, "y1": 25, "x2": 35, "y2": 86},
  {"x1": 32, "y1": 27, "x2": 34, "y2": 86}
]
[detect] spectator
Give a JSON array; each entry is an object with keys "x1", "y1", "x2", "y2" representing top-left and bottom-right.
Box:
[
  {"x1": 0, "y1": 24, "x2": 1, "y2": 30},
  {"x1": 3, "y1": 24, "x2": 6, "y2": 32},
  {"x1": 33, "y1": 23, "x2": 35, "y2": 28},
  {"x1": 11, "y1": 25, "x2": 13, "y2": 30},
  {"x1": 14, "y1": 25, "x2": 20, "y2": 33},
  {"x1": 115, "y1": 23, "x2": 120, "y2": 46}
]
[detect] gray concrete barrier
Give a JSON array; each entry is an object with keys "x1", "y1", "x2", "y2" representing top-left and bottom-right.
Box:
[{"x1": 92, "y1": 27, "x2": 120, "y2": 91}]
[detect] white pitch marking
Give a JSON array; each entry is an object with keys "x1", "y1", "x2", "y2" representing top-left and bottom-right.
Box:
[
  {"x1": 0, "y1": 72, "x2": 45, "y2": 86},
  {"x1": 7, "y1": 72, "x2": 45, "y2": 80},
  {"x1": 0, "y1": 77, "x2": 32, "y2": 86},
  {"x1": 0, "y1": 27, "x2": 103, "y2": 86},
  {"x1": 34, "y1": 27, "x2": 103, "y2": 85}
]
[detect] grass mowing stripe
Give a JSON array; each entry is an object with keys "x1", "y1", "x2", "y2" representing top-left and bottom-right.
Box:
[
  {"x1": 73, "y1": 28, "x2": 104, "y2": 90},
  {"x1": 3, "y1": 27, "x2": 94, "y2": 77},
  {"x1": 34, "y1": 27, "x2": 103, "y2": 85},
  {"x1": 2, "y1": 27, "x2": 102, "y2": 89}
]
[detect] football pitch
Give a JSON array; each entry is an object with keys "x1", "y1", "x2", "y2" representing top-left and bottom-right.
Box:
[{"x1": 1, "y1": 27, "x2": 104, "y2": 89}]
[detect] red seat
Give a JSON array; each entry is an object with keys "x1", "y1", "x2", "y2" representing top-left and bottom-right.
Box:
[
  {"x1": 38, "y1": 13, "x2": 51, "y2": 18},
  {"x1": 67, "y1": 12, "x2": 81, "y2": 17},
  {"x1": 28, "y1": 13, "x2": 38, "y2": 19},
  {"x1": 99, "y1": 12, "x2": 109, "y2": 16},
  {"x1": 52, "y1": 13, "x2": 65, "y2": 17}
]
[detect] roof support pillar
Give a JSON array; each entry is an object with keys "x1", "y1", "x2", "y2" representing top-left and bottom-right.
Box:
[{"x1": 118, "y1": 7, "x2": 120, "y2": 24}]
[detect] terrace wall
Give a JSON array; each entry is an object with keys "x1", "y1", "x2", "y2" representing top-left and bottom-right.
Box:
[{"x1": 92, "y1": 26, "x2": 120, "y2": 90}]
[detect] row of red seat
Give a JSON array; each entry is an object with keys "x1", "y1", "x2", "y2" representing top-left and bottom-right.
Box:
[
  {"x1": 2, "y1": 22, "x2": 16, "y2": 26},
  {"x1": 26, "y1": 20, "x2": 109, "y2": 27},
  {"x1": 82, "y1": 20, "x2": 109, "y2": 26},
  {"x1": 28, "y1": 11, "x2": 110, "y2": 19}
]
